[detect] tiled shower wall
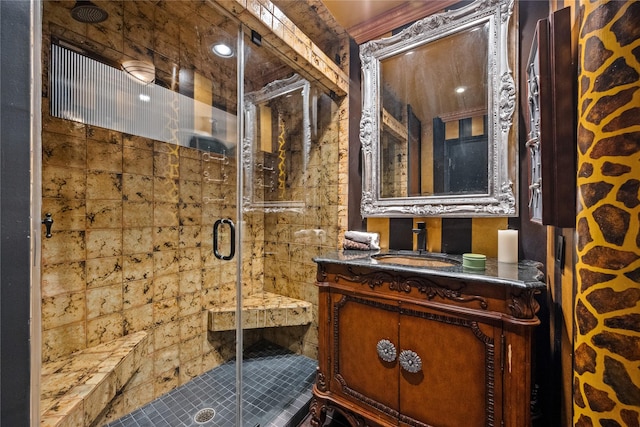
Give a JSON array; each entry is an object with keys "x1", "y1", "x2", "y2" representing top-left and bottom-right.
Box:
[
  {"x1": 261, "y1": 92, "x2": 344, "y2": 350},
  {"x1": 40, "y1": 118, "x2": 243, "y2": 400},
  {"x1": 40, "y1": 0, "x2": 346, "y2": 422}
]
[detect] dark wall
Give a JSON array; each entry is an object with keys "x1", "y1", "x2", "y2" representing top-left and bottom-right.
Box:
[
  {"x1": 1, "y1": 0, "x2": 33, "y2": 425},
  {"x1": 518, "y1": 1, "x2": 550, "y2": 263},
  {"x1": 348, "y1": 38, "x2": 365, "y2": 231}
]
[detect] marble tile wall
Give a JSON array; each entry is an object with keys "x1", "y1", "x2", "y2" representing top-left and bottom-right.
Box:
[
  {"x1": 40, "y1": 0, "x2": 348, "y2": 422},
  {"x1": 40, "y1": 111, "x2": 239, "y2": 379}
]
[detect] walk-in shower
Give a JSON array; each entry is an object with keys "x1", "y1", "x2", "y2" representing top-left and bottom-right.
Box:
[{"x1": 39, "y1": 1, "x2": 341, "y2": 425}]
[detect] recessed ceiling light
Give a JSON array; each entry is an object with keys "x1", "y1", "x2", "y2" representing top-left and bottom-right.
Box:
[
  {"x1": 455, "y1": 86, "x2": 466, "y2": 94},
  {"x1": 212, "y1": 43, "x2": 233, "y2": 58}
]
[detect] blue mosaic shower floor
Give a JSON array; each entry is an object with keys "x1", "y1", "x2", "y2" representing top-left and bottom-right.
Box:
[{"x1": 106, "y1": 341, "x2": 317, "y2": 427}]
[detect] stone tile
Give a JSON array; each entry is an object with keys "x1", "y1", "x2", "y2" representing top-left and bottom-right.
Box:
[
  {"x1": 42, "y1": 198, "x2": 87, "y2": 231},
  {"x1": 153, "y1": 297, "x2": 179, "y2": 325},
  {"x1": 42, "y1": 322, "x2": 86, "y2": 363},
  {"x1": 123, "y1": 201, "x2": 154, "y2": 228},
  {"x1": 42, "y1": 132, "x2": 87, "y2": 169},
  {"x1": 123, "y1": 135, "x2": 154, "y2": 151},
  {"x1": 85, "y1": 257, "x2": 122, "y2": 289},
  {"x1": 153, "y1": 250, "x2": 179, "y2": 276},
  {"x1": 83, "y1": 372, "x2": 117, "y2": 426},
  {"x1": 181, "y1": 175, "x2": 206, "y2": 203},
  {"x1": 123, "y1": 147, "x2": 153, "y2": 175},
  {"x1": 87, "y1": 284, "x2": 123, "y2": 319},
  {"x1": 179, "y1": 225, "x2": 202, "y2": 249},
  {"x1": 154, "y1": 176, "x2": 180, "y2": 203},
  {"x1": 178, "y1": 292, "x2": 201, "y2": 317},
  {"x1": 153, "y1": 202, "x2": 179, "y2": 227},
  {"x1": 41, "y1": 231, "x2": 86, "y2": 265},
  {"x1": 153, "y1": 273, "x2": 179, "y2": 301},
  {"x1": 86, "y1": 171, "x2": 122, "y2": 200},
  {"x1": 179, "y1": 202, "x2": 202, "y2": 226},
  {"x1": 87, "y1": 139, "x2": 123, "y2": 173},
  {"x1": 153, "y1": 366, "x2": 179, "y2": 398},
  {"x1": 124, "y1": 10, "x2": 153, "y2": 51},
  {"x1": 122, "y1": 227, "x2": 154, "y2": 255},
  {"x1": 179, "y1": 313, "x2": 202, "y2": 341},
  {"x1": 122, "y1": 279, "x2": 154, "y2": 310},
  {"x1": 152, "y1": 225, "x2": 179, "y2": 251},
  {"x1": 41, "y1": 261, "x2": 86, "y2": 298},
  {"x1": 179, "y1": 335, "x2": 202, "y2": 363},
  {"x1": 122, "y1": 253, "x2": 153, "y2": 283},
  {"x1": 178, "y1": 247, "x2": 201, "y2": 273},
  {"x1": 86, "y1": 228, "x2": 122, "y2": 258},
  {"x1": 42, "y1": 164, "x2": 86, "y2": 199},
  {"x1": 179, "y1": 268, "x2": 202, "y2": 293},
  {"x1": 154, "y1": 152, "x2": 180, "y2": 180},
  {"x1": 41, "y1": 396, "x2": 83, "y2": 427},
  {"x1": 122, "y1": 173, "x2": 153, "y2": 202},
  {"x1": 179, "y1": 156, "x2": 202, "y2": 181},
  {"x1": 121, "y1": 382, "x2": 154, "y2": 416},
  {"x1": 86, "y1": 313, "x2": 124, "y2": 347},
  {"x1": 42, "y1": 292, "x2": 86, "y2": 329},
  {"x1": 153, "y1": 343, "x2": 180, "y2": 376},
  {"x1": 123, "y1": 304, "x2": 154, "y2": 335},
  {"x1": 178, "y1": 355, "x2": 202, "y2": 384},
  {"x1": 86, "y1": 200, "x2": 123, "y2": 230},
  {"x1": 153, "y1": 320, "x2": 181, "y2": 351}
]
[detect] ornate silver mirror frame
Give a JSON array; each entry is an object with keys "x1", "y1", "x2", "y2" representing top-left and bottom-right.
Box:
[
  {"x1": 243, "y1": 74, "x2": 310, "y2": 213},
  {"x1": 359, "y1": 0, "x2": 517, "y2": 217}
]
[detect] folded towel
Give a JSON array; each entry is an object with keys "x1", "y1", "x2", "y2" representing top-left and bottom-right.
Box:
[
  {"x1": 343, "y1": 238, "x2": 372, "y2": 251},
  {"x1": 343, "y1": 231, "x2": 380, "y2": 250}
]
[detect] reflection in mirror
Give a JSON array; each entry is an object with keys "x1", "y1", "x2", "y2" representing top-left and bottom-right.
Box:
[
  {"x1": 360, "y1": 0, "x2": 517, "y2": 217},
  {"x1": 243, "y1": 74, "x2": 310, "y2": 212}
]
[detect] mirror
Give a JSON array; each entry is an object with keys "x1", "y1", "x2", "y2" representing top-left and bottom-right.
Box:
[
  {"x1": 360, "y1": 0, "x2": 517, "y2": 217},
  {"x1": 243, "y1": 74, "x2": 310, "y2": 212}
]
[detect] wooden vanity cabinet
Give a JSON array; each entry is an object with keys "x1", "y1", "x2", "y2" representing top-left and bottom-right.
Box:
[{"x1": 310, "y1": 258, "x2": 543, "y2": 427}]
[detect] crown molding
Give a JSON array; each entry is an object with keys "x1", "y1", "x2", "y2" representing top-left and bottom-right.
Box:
[{"x1": 348, "y1": 0, "x2": 459, "y2": 44}]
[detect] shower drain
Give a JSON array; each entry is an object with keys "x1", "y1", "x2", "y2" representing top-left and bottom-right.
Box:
[{"x1": 194, "y1": 408, "x2": 216, "y2": 424}]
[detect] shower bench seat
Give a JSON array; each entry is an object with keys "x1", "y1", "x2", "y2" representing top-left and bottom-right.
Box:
[
  {"x1": 40, "y1": 330, "x2": 149, "y2": 427},
  {"x1": 208, "y1": 291, "x2": 313, "y2": 331}
]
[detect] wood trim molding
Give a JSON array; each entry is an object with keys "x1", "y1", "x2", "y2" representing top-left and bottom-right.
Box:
[{"x1": 348, "y1": 0, "x2": 459, "y2": 44}]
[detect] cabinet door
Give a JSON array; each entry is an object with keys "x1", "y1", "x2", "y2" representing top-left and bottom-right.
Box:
[
  {"x1": 397, "y1": 305, "x2": 502, "y2": 427},
  {"x1": 332, "y1": 293, "x2": 400, "y2": 418}
]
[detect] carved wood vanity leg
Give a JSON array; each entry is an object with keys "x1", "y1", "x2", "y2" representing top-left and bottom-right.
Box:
[{"x1": 309, "y1": 397, "x2": 327, "y2": 427}]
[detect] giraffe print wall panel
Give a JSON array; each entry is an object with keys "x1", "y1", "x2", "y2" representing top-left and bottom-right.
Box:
[{"x1": 574, "y1": 1, "x2": 640, "y2": 426}]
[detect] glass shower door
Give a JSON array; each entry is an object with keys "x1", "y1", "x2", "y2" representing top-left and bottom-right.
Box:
[
  {"x1": 238, "y1": 23, "x2": 333, "y2": 427},
  {"x1": 40, "y1": 2, "x2": 249, "y2": 426}
]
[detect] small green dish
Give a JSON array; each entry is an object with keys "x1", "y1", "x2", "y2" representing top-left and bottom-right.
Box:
[{"x1": 462, "y1": 253, "x2": 486, "y2": 270}]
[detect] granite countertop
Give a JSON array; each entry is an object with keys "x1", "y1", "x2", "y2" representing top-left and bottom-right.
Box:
[{"x1": 313, "y1": 250, "x2": 546, "y2": 290}]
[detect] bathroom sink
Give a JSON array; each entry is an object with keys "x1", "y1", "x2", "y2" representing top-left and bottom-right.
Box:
[{"x1": 372, "y1": 253, "x2": 460, "y2": 268}]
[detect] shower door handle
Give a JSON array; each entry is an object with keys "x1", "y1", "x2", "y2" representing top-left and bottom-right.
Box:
[{"x1": 213, "y1": 218, "x2": 235, "y2": 260}]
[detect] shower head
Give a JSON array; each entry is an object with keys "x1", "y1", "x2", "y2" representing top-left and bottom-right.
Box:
[{"x1": 71, "y1": 1, "x2": 108, "y2": 24}]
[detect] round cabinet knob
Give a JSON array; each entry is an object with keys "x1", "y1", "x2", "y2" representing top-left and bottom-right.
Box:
[
  {"x1": 399, "y1": 349, "x2": 422, "y2": 373},
  {"x1": 376, "y1": 339, "x2": 397, "y2": 363}
]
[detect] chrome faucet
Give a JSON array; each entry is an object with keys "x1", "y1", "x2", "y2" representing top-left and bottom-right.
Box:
[{"x1": 412, "y1": 222, "x2": 428, "y2": 253}]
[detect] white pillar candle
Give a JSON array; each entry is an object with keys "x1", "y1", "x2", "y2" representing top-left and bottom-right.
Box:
[
  {"x1": 498, "y1": 261, "x2": 519, "y2": 279},
  {"x1": 498, "y1": 229, "x2": 518, "y2": 263}
]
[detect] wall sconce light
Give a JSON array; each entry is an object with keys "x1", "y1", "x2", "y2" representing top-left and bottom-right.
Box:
[{"x1": 121, "y1": 60, "x2": 155, "y2": 85}]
